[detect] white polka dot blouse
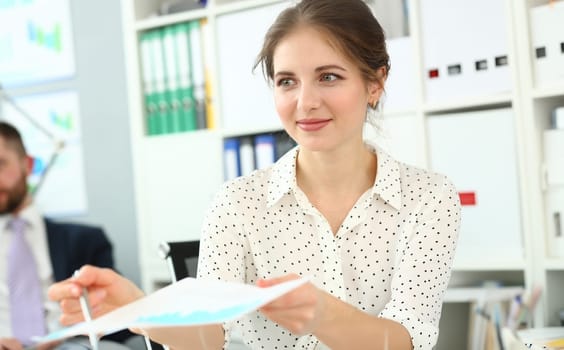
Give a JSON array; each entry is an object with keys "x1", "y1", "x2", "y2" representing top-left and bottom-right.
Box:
[{"x1": 197, "y1": 142, "x2": 461, "y2": 350}]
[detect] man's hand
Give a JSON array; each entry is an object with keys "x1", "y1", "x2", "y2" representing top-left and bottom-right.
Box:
[
  {"x1": 48, "y1": 265, "x2": 144, "y2": 326},
  {"x1": 0, "y1": 338, "x2": 22, "y2": 350}
]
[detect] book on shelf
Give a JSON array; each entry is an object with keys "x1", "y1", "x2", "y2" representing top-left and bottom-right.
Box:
[
  {"x1": 188, "y1": 20, "x2": 207, "y2": 130},
  {"x1": 274, "y1": 132, "x2": 296, "y2": 159},
  {"x1": 222, "y1": 131, "x2": 297, "y2": 180},
  {"x1": 139, "y1": 31, "x2": 159, "y2": 135},
  {"x1": 239, "y1": 136, "x2": 255, "y2": 177},
  {"x1": 152, "y1": 28, "x2": 169, "y2": 135},
  {"x1": 223, "y1": 138, "x2": 240, "y2": 181},
  {"x1": 162, "y1": 25, "x2": 182, "y2": 133},
  {"x1": 254, "y1": 134, "x2": 276, "y2": 171},
  {"x1": 138, "y1": 19, "x2": 213, "y2": 136},
  {"x1": 517, "y1": 327, "x2": 564, "y2": 350},
  {"x1": 201, "y1": 18, "x2": 216, "y2": 129},
  {"x1": 175, "y1": 22, "x2": 198, "y2": 132},
  {"x1": 552, "y1": 106, "x2": 564, "y2": 129}
]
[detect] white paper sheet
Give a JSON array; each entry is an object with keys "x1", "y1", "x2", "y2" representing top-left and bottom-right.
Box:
[{"x1": 36, "y1": 277, "x2": 309, "y2": 344}]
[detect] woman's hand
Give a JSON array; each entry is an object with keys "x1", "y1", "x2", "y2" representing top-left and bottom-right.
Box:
[
  {"x1": 257, "y1": 274, "x2": 327, "y2": 335},
  {"x1": 47, "y1": 265, "x2": 144, "y2": 326}
]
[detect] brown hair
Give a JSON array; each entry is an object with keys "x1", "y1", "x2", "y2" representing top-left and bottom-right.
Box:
[
  {"x1": 0, "y1": 121, "x2": 27, "y2": 157},
  {"x1": 254, "y1": 0, "x2": 390, "y2": 86}
]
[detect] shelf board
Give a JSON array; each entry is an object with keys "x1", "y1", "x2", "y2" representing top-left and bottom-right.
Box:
[
  {"x1": 452, "y1": 260, "x2": 526, "y2": 271},
  {"x1": 215, "y1": 0, "x2": 287, "y2": 15},
  {"x1": 443, "y1": 286, "x2": 523, "y2": 303},
  {"x1": 222, "y1": 125, "x2": 283, "y2": 138},
  {"x1": 423, "y1": 93, "x2": 512, "y2": 114},
  {"x1": 135, "y1": 7, "x2": 209, "y2": 31},
  {"x1": 141, "y1": 128, "x2": 221, "y2": 146},
  {"x1": 532, "y1": 84, "x2": 564, "y2": 99},
  {"x1": 545, "y1": 258, "x2": 564, "y2": 271}
]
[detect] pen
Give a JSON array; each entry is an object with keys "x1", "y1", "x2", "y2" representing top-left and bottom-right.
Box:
[
  {"x1": 73, "y1": 270, "x2": 99, "y2": 350},
  {"x1": 507, "y1": 294, "x2": 522, "y2": 330}
]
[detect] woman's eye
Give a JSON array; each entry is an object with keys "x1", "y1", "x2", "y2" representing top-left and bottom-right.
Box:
[
  {"x1": 277, "y1": 78, "x2": 294, "y2": 87},
  {"x1": 321, "y1": 73, "x2": 338, "y2": 82}
]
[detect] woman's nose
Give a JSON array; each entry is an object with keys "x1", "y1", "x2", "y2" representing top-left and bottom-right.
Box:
[{"x1": 296, "y1": 83, "x2": 321, "y2": 112}]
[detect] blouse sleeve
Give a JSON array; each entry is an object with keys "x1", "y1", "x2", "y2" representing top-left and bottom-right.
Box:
[
  {"x1": 196, "y1": 180, "x2": 248, "y2": 348},
  {"x1": 197, "y1": 180, "x2": 247, "y2": 282},
  {"x1": 379, "y1": 174, "x2": 461, "y2": 349}
]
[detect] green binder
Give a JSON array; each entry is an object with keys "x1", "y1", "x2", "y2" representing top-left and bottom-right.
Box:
[
  {"x1": 176, "y1": 22, "x2": 197, "y2": 131},
  {"x1": 162, "y1": 25, "x2": 181, "y2": 133},
  {"x1": 188, "y1": 20, "x2": 207, "y2": 130},
  {"x1": 140, "y1": 31, "x2": 158, "y2": 135}
]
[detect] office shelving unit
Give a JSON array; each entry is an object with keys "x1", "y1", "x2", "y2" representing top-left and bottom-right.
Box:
[
  {"x1": 121, "y1": 0, "x2": 564, "y2": 348},
  {"x1": 511, "y1": 0, "x2": 564, "y2": 330},
  {"x1": 121, "y1": 0, "x2": 288, "y2": 293}
]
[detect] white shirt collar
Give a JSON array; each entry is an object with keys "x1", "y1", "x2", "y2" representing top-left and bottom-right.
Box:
[
  {"x1": 266, "y1": 143, "x2": 403, "y2": 210},
  {"x1": 0, "y1": 202, "x2": 43, "y2": 232}
]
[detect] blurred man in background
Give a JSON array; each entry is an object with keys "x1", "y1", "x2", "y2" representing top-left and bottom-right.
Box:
[{"x1": 0, "y1": 121, "x2": 134, "y2": 350}]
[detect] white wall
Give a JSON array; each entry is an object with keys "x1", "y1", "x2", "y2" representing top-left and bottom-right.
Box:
[{"x1": 69, "y1": 0, "x2": 140, "y2": 285}]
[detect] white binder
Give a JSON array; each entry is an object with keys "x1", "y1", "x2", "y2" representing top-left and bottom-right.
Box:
[
  {"x1": 530, "y1": 1, "x2": 564, "y2": 89},
  {"x1": 384, "y1": 37, "x2": 416, "y2": 111},
  {"x1": 427, "y1": 108, "x2": 523, "y2": 265},
  {"x1": 543, "y1": 129, "x2": 564, "y2": 187},
  {"x1": 216, "y1": 2, "x2": 289, "y2": 132},
  {"x1": 543, "y1": 129, "x2": 564, "y2": 258},
  {"x1": 420, "y1": 0, "x2": 512, "y2": 103},
  {"x1": 239, "y1": 136, "x2": 255, "y2": 176},
  {"x1": 546, "y1": 187, "x2": 564, "y2": 259}
]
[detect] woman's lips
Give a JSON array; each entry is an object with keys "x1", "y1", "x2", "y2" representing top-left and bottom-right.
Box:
[{"x1": 296, "y1": 119, "x2": 331, "y2": 131}]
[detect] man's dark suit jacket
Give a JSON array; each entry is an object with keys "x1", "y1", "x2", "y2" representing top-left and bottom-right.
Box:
[
  {"x1": 44, "y1": 218, "x2": 132, "y2": 344},
  {"x1": 45, "y1": 218, "x2": 114, "y2": 282}
]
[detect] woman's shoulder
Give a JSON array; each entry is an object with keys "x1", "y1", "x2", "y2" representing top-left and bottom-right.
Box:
[
  {"x1": 399, "y1": 160, "x2": 455, "y2": 188},
  {"x1": 211, "y1": 164, "x2": 284, "y2": 208},
  {"x1": 396, "y1": 162, "x2": 460, "y2": 214},
  {"x1": 214, "y1": 147, "x2": 298, "y2": 204},
  {"x1": 216, "y1": 169, "x2": 269, "y2": 196},
  {"x1": 374, "y1": 146, "x2": 458, "y2": 197}
]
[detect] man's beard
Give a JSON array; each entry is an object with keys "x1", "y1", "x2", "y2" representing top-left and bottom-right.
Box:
[{"x1": 0, "y1": 173, "x2": 28, "y2": 215}]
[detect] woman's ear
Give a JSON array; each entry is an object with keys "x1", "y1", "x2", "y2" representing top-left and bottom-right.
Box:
[{"x1": 367, "y1": 66, "x2": 386, "y2": 105}]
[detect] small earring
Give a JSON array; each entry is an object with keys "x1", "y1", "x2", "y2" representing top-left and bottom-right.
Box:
[{"x1": 369, "y1": 100, "x2": 377, "y2": 109}]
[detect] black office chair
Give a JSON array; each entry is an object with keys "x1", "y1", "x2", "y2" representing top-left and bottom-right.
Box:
[
  {"x1": 138, "y1": 240, "x2": 201, "y2": 350},
  {"x1": 156, "y1": 240, "x2": 248, "y2": 350},
  {"x1": 158, "y1": 240, "x2": 200, "y2": 282}
]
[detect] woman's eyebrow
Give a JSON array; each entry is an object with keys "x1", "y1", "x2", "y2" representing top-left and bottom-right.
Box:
[{"x1": 315, "y1": 64, "x2": 347, "y2": 72}]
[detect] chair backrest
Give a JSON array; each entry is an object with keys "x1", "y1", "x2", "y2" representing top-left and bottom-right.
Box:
[{"x1": 157, "y1": 240, "x2": 200, "y2": 282}]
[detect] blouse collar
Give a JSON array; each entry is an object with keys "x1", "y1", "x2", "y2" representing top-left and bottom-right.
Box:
[{"x1": 266, "y1": 142, "x2": 402, "y2": 210}]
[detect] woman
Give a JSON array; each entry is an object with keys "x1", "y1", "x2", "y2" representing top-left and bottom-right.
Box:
[{"x1": 49, "y1": 0, "x2": 460, "y2": 349}]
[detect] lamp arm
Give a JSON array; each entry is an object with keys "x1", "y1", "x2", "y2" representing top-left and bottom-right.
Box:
[{"x1": 29, "y1": 141, "x2": 65, "y2": 196}]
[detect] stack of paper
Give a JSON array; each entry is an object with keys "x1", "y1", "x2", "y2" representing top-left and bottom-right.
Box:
[
  {"x1": 35, "y1": 277, "x2": 308, "y2": 344},
  {"x1": 518, "y1": 327, "x2": 564, "y2": 349}
]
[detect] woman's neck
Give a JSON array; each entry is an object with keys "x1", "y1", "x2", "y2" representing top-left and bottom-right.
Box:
[{"x1": 296, "y1": 142, "x2": 377, "y2": 196}]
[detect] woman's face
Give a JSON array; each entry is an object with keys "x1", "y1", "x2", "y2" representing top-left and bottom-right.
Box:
[{"x1": 272, "y1": 26, "x2": 381, "y2": 153}]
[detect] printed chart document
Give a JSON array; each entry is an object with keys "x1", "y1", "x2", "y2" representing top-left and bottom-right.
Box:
[{"x1": 36, "y1": 277, "x2": 309, "y2": 344}]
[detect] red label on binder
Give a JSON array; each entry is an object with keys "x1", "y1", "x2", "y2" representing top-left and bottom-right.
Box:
[
  {"x1": 429, "y1": 69, "x2": 439, "y2": 79},
  {"x1": 459, "y1": 192, "x2": 476, "y2": 206}
]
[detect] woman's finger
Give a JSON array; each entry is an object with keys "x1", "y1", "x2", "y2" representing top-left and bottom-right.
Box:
[{"x1": 256, "y1": 273, "x2": 300, "y2": 288}]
